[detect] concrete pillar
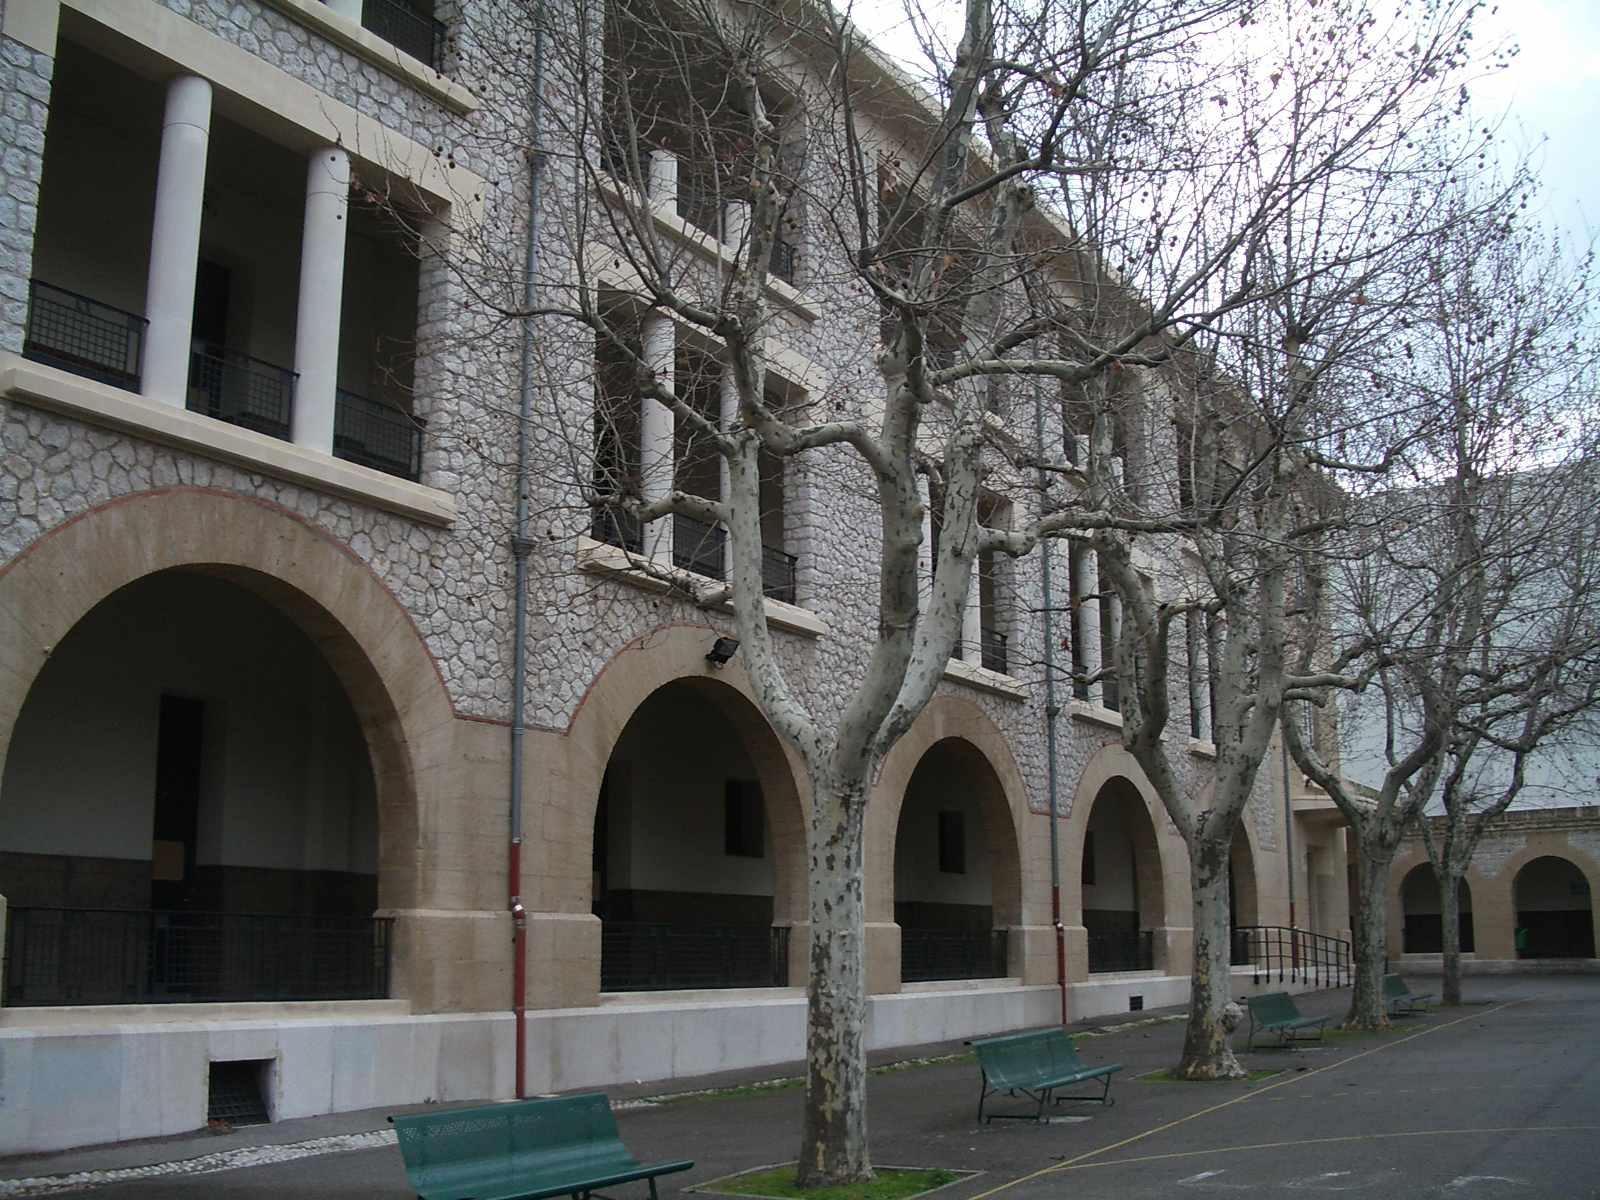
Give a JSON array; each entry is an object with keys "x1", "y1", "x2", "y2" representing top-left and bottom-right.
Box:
[
  {"x1": 962, "y1": 561, "x2": 983, "y2": 666},
  {"x1": 640, "y1": 311, "x2": 675, "y2": 562},
  {"x1": 917, "y1": 476, "x2": 933, "y2": 614},
  {"x1": 719, "y1": 357, "x2": 738, "y2": 575},
  {"x1": 325, "y1": 0, "x2": 362, "y2": 19},
  {"x1": 723, "y1": 199, "x2": 749, "y2": 252},
  {"x1": 648, "y1": 148, "x2": 677, "y2": 217},
  {"x1": 1073, "y1": 540, "x2": 1101, "y2": 704},
  {"x1": 290, "y1": 147, "x2": 351, "y2": 454},
  {"x1": 141, "y1": 75, "x2": 212, "y2": 406}
]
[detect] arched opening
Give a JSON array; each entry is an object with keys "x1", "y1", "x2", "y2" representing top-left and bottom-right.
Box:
[
  {"x1": 892, "y1": 738, "x2": 1021, "y2": 982},
  {"x1": 1400, "y1": 864, "x2": 1474, "y2": 953},
  {"x1": 591, "y1": 677, "x2": 799, "y2": 990},
  {"x1": 0, "y1": 569, "x2": 384, "y2": 1006},
  {"x1": 1229, "y1": 826, "x2": 1259, "y2": 965},
  {"x1": 1080, "y1": 778, "x2": 1165, "y2": 972},
  {"x1": 1513, "y1": 856, "x2": 1595, "y2": 959}
]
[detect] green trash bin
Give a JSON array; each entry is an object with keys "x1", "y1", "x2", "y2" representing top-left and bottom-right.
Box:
[{"x1": 1514, "y1": 926, "x2": 1530, "y2": 957}]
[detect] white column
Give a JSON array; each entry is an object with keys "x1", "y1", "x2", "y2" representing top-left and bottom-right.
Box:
[
  {"x1": 917, "y1": 476, "x2": 933, "y2": 615},
  {"x1": 962, "y1": 561, "x2": 982, "y2": 666},
  {"x1": 723, "y1": 199, "x2": 749, "y2": 253},
  {"x1": 141, "y1": 75, "x2": 212, "y2": 406},
  {"x1": 290, "y1": 147, "x2": 351, "y2": 454},
  {"x1": 648, "y1": 149, "x2": 678, "y2": 217},
  {"x1": 1188, "y1": 611, "x2": 1210, "y2": 741},
  {"x1": 325, "y1": 0, "x2": 362, "y2": 20},
  {"x1": 1073, "y1": 540, "x2": 1101, "y2": 704},
  {"x1": 718, "y1": 358, "x2": 738, "y2": 576},
  {"x1": 640, "y1": 312, "x2": 675, "y2": 562}
]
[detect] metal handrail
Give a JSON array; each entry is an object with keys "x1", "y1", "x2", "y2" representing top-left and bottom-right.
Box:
[
  {"x1": 188, "y1": 343, "x2": 297, "y2": 441},
  {"x1": 3, "y1": 906, "x2": 392, "y2": 1006},
  {"x1": 980, "y1": 628, "x2": 1009, "y2": 674},
  {"x1": 673, "y1": 512, "x2": 726, "y2": 578},
  {"x1": 23, "y1": 279, "x2": 146, "y2": 390},
  {"x1": 1238, "y1": 924, "x2": 1352, "y2": 989},
  {"x1": 761, "y1": 542, "x2": 798, "y2": 603},
  {"x1": 334, "y1": 388, "x2": 424, "y2": 481}
]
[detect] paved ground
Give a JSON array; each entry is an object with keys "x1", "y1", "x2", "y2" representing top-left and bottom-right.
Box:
[{"x1": 4, "y1": 974, "x2": 1597, "y2": 1198}]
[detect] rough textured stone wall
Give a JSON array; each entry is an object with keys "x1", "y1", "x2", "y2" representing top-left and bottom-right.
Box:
[{"x1": 0, "y1": 32, "x2": 51, "y2": 355}]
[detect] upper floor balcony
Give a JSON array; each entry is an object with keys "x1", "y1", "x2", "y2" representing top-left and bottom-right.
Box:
[{"x1": 350, "y1": 0, "x2": 448, "y2": 71}]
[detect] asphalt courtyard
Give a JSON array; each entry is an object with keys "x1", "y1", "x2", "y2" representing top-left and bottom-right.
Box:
[{"x1": 4, "y1": 974, "x2": 1597, "y2": 1198}]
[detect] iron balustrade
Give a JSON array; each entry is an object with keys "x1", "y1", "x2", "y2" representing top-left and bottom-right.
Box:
[
  {"x1": 599, "y1": 922, "x2": 789, "y2": 991},
  {"x1": 769, "y1": 237, "x2": 797, "y2": 284},
  {"x1": 1238, "y1": 925, "x2": 1352, "y2": 989},
  {"x1": 23, "y1": 280, "x2": 146, "y2": 390},
  {"x1": 2, "y1": 907, "x2": 392, "y2": 1007},
  {"x1": 761, "y1": 542, "x2": 798, "y2": 603},
  {"x1": 360, "y1": 0, "x2": 446, "y2": 70},
  {"x1": 188, "y1": 344, "x2": 296, "y2": 441},
  {"x1": 980, "y1": 629, "x2": 1009, "y2": 675},
  {"x1": 673, "y1": 512, "x2": 726, "y2": 579},
  {"x1": 591, "y1": 508, "x2": 644, "y2": 554},
  {"x1": 1087, "y1": 928, "x2": 1155, "y2": 973},
  {"x1": 334, "y1": 389, "x2": 424, "y2": 481},
  {"x1": 900, "y1": 929, "x2": 1008, "y2": 983}
]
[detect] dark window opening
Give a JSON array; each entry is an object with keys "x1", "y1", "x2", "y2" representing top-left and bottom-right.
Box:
[{"x1": 724, "y1": 780, "x2": 765, "y2": 858}]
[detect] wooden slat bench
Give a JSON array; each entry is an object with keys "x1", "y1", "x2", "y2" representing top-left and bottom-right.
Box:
[
  {"x1": 1383, "y1": 973, "x2": 1437, "y2": 1015},
  {"x1": 389, "y1": 1093, "x2": 692, "y2": 1200},
  {"x1": 1245, "y1": 991, "x2": 1329, "y2": 1049},
  {"x1": 968, "y1": 1027, "x2": 1121, "y2": 1123}
]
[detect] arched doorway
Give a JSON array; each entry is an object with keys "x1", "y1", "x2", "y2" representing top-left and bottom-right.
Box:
[
  {"x1": 1400, "y1": 864, "x2": 1474, "y2": 953},
  {"x1": 1080, "y1": 778, "x2": 1165, "y2": 972},
  {"x1": 1513, "y1": 857, "x2": 1595, "y2": 959},
  {"x1": 1229, "y1": 826, "x2": 1259, "y2": 965},
  {"x1": 0, "y1": 569, "x2": 382, "y2": 1006},
  {"x1": 592, "y1": 677, "x2": 800, "y2": 991},
  {"x1": 891, "y1": 738, "x2": 1022, "y2": 982}
]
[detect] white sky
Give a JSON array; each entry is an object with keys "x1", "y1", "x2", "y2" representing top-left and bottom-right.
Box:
[{"x1": 846, "y1": 0, "x2": 1600, "y2": 244}]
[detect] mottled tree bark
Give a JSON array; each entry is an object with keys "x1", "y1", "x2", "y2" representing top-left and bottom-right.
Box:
[
  {"x1": 1346, "y1": 844, "x2": 1394, "y2": 1029},
  {"x1": 1438, "y1": 865, "x2": 1464, "y2": 1006},
  {"x1": 1178, "y1": 835, "x2": 1244, "y2": 1078}
]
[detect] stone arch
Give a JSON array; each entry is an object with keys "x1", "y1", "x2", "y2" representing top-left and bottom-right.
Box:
[
  {"x1": 1508, "y1": 852, "x2": 1598, "y2": 959},
  {"x1": 1398, "y1": 862, "x2": 1475, "y2": 954},
  {"x1": 1230, "y1": 816, "x2": 1262, "y2": 930},
  {"x1": 0, "y1": 489, "x2": 454, "y2": 919},
  {"x1": 530, "y1": 624, "x2": 808, "y2": 936},
  {"x1": 871, "y1": 696, "x2": 1030, "y2": 933},
  {"x1": 1061, "y1": 745, "x2": 1186, "y2": 929}
]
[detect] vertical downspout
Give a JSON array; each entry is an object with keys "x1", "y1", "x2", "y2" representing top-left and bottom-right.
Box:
[
  {"x1": 1280, "y1": 731, "x2": 1298, "y2": 968},
  {"x1": 1033, "y1": 387, "x2": 1068, "y2": 1025},
  {"x1": 509, "y1": 0, "x2": 549, "y2": 1101}
]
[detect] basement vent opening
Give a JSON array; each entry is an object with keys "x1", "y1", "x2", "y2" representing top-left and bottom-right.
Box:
[
  {"x1": 208, "y1": 1059, "x2": 271, "y2": 1127},
  {"x1": 1129, "y1": 995, "x2": 1143, "y2": 1012}
]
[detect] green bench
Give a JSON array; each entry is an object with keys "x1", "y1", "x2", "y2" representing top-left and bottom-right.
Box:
[
  {"x1": 1383, "y1": 973, "x2": 1436, "y2": 1015},
  {"x1": 967, "y1": 1027, "x2": 1121, "y2": 1123},
  {"x1": 1245, "y1": 991, "x2": 1329, "y2": 1049},
  {"x1": 389, "y1": 1093, "x2": 693, "y2": 1200}
]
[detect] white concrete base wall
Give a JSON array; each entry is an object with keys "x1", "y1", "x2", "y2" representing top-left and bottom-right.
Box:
[
  {"x1": 0, "y1": 1008, "x2": 513, "y2": 1155},
  {"x1": 1396, "y1": 953, "x2": 1600, "y2": 976}
]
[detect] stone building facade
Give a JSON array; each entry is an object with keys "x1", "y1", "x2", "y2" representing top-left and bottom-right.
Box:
[{"x1": 0, "y1": 0, "x2": 1347, "y2": 1153}]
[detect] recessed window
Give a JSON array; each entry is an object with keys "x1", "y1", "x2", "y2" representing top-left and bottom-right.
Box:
[
  {"x1": 938, "y1": 810, "x2": 965, "y2": 874},
  {"x1": 724, "y1": 780, "x2": 765, "y2": 858}
]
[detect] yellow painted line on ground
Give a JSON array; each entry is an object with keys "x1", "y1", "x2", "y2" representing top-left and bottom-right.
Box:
[
  {"x1": 1047, "y1": 1125, "x2": 1600, "y2": 1172},
  {"x1": 967, "y1": 998, "x2": 1532, "y2": 1200}
]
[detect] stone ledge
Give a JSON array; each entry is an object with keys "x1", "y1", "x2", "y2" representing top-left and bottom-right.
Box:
[
  {"x1": 575, "y1": 535, "x2": 828, "y2": 639},
  {"x1": 1070, "y1": 699, "x2": 1122, "y2": 729},
  {"x1": 257, "y1": 0, "x2": 479, "y2": 114},
  {"x1": 1187, "y1": 737, "x2": 1217, "y2": 759},
  {"x1": 1, "y1": 355, "x2": 457, "y2": 528},
  {"x1": 941, "y1": 656, "x2": 1029, "y2": 702}
]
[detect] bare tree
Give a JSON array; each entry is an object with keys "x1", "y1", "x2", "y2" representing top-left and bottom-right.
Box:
[{"x1": 407, "y1": 0, "x2": 1495, "y2": 1178}]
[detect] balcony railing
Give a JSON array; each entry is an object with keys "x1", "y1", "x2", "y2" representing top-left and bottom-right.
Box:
[
  {"x1": 673, "y1": 512, "x2": 726, "y2": 579},
  {"x1": 334, "y1": 389, "x2": 424, "y2": 481},
  {"x1": 761, "y1": 542, "x2": 798, "y2": 604},
  {"x1": 360, "y1": 0, "x2": 446, "y2": 70},
  {"x1": 188, "y1": 344, "x2": 297, "y2": 441},
  {"x1": 901, "y1": 928, "x2": 1008, "y2": 983},
  {"x1": 1087, "y1": 928, "x2": 1154, "y2": 973},
  {"x1": 23, "y1": 279, "x2": 146, "y2": 391},
  {"x1": 769, "y1": 237, "x2": 797, "y2": 284},
  {"x1": 590, "y1": 507, "x2": 644, "y2": 553},
  {"x1": 1240, "y1": 925, "x2": 1352, "y2": 989},
  {"x1": 599, "y1": 922, "x2": 789, "y2": 991},
  {"x1": 2, "y1": 907, "x2": 392, "y2": 1006},
  {"x1": 980, "y1": 628, "x2": 1008, "y2": 674}
]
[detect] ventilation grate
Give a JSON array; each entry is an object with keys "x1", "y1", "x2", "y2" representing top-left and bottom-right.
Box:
[
  {"x1": 1129, "y1": 995, "x2": 1144, "y2": 1012},
  {"x1": 207, "y1": 1059, "x2": 270, "y2": 1127}
]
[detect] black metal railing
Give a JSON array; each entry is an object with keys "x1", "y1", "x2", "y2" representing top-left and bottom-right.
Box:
[
  {"x1": 980, "y1": 628, "x2": 1009, "y2": 674},
  {"x1": 334, "y1": 389, "x2": 424, "y2": 481},
  {"x1": 599, "y1": 922, "x2": 789, "y2": 991},
  {"x1": 2, "y1": 907, "x2": 392, "y2": 1007},
  {"x1": 1230, "y1": 927, "x2": 1253, "y2": 966},
  {"x1": 769, "y1": 237, "x2": 797, "y2": 284},
  {"x1": 673, "y1": 512, "x2": 726, "y2": 579},
  {"x1": 590, "y1": 507, "x2": 644, "y2": 554},
  {"x1": 1087, "y1": 928, "x2": 1154, "y2": 973},
  {"x1": 761, "y1": 542, "x2": 798, "y2": 603},
  {"x1": 361, "y1": 0, "x2": 446, "y2": 70},
  {"x1": 188, "y1": 344, "x2": 296, "y2": 441},
  {"x1": 1240, "y1": 925, "x2": 1352, "y2": 989},
  {"x1": 901, "y1": 929, "x2": 1008, "y2": 983},
  {"x1": 23, "y1": 280, "x2": 146, "y2": 390}
]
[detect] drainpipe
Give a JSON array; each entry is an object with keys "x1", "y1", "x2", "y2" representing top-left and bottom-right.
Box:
[
  {"x1": 1033, "y1": 386, "x2": 1068, "y2": 1025},
  {"x1": 509, "y1": 0, "x2": 549, "y2": 1101},
  {"x1": 1281, "y1": 730, "x2": 1298, "y2": 968}
]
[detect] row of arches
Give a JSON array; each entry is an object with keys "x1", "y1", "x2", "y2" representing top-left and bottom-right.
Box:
[
  {"x1": 0, "y1": 489, "x2": 1266, "y2": 1010},
  {"x1": 1399, "y1": 858, "x2": 1596, "y2": 960}
]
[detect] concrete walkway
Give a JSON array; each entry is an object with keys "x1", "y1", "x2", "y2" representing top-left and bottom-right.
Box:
[{"x1": 3, "y1": 975, "x2": 1596, "y2": 1199}]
